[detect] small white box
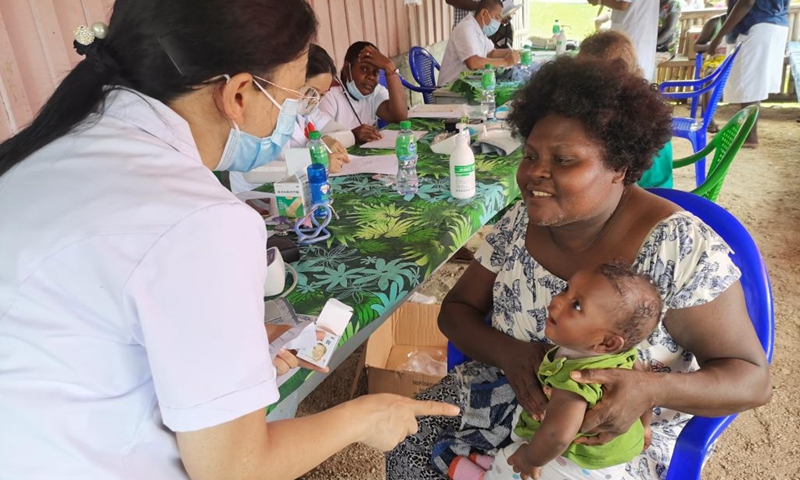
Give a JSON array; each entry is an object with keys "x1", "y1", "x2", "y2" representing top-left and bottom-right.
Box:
[{"x1": 274, "y1": 173, "x2": 310, "y2": 218}]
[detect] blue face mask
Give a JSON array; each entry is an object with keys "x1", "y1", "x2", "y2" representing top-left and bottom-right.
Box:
[
  {"x1": 345, "y1": 64, "x2": 373, "y2": 101},
  {"x1": 215, "y1": 79, "x2": 300, "y2": 172},
  {"x1": 482, "y1": 17, "x2": 501, "y2": 37}
]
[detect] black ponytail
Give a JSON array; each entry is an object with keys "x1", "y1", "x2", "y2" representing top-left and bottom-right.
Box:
[{"x1": 0, "y1": 0, "x2": 317, "y2": 178}]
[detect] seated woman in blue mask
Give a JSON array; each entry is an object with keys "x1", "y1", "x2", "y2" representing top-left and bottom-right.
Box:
[
  {"x1": 318, "y1": 41, "x2": 409, "y2": 144},
  {"x1": 230, "y1": 44, "x2": 352, "y2": 193}
]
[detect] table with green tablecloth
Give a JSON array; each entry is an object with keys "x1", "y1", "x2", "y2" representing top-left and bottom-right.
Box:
[
  {"x1": 448, "y1": 77, "x2": 524, "y2": 106},
  {"x1": 261, "y1": 118, "x2": 522, "y2": 418}
]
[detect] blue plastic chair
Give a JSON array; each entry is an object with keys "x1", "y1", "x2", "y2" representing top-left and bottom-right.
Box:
[
  {"x1": 409, "y1": 46, "x2": 443, "y2": 104},
  {"x1": 376, "y1": 69, "x2": 432, "y2": 128},
  {"x1": 377, "y1": 71, "x2": 390, "y2": 129},
  {"x1": 659, "y1": 43, "x2": 741, "y2": 187},
  {"x1": 446, "y1": 188, "x2": 774, "y2": 479}
]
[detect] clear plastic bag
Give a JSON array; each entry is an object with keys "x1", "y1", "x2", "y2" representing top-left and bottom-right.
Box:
[{"x1": 396, "y1": 349, "x2": 447, "y2": 377}]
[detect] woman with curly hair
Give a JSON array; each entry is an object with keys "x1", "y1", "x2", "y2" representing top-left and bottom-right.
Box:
[{"x1": 386, "y1": 56, "x2": 771, "y2": 480}]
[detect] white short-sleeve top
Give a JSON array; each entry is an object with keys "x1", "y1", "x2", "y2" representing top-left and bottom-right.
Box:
[
  {"x1": 439, "y1": 14, "x2": 496, "y2": 85},
  {"x1": 0, "y1": 89, "x2": 278, "y2": 479},
  {"x1": 317, "y1": 84, "x2": 390, "y2": 131},
  {"x1": 611, "y1": 0, "x2": 659, "y2": 81}
]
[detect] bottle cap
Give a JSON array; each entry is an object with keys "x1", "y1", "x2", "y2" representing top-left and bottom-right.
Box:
[
  {"x1": 485, "y1": 64, "x2": 492, "y2": 69},
  {"x1": 306, "y1": 163, "x2": 328, "y2": 183},
  {"x1": 309, "y1": 131, "x2": 321, "y2": 140},
  {"x1": 399, "y1": 120, "x2": 412, "y2": 129}
]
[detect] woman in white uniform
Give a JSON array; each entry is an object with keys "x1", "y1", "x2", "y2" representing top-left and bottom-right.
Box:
[
  {"x1": 229, "y1": 44, "x2": 354, "y2": 193},
  {"x1": 0, "y1": 1, "x2": 458, "y2": 479},
  {"x1": 318, "y1": 41, "x2": 410, "y2": 144}
]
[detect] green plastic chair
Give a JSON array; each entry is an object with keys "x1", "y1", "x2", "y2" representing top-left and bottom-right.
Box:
[{"x1": 672, "y1": 105, "x2": 759, "y2": 202}]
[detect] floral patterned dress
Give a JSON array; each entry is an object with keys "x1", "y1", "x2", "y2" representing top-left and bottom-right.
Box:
[{"x1": 386, "y1": 201, "x2": 741, "y2": 480}]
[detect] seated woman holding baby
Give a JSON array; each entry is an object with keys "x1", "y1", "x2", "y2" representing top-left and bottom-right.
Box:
[{"x1": 386, "y1": 56, "x2": 771, "y2": 480}]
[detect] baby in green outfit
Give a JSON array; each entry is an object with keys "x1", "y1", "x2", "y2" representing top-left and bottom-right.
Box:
[{"x1": 448, "y1": 261, "x2": 663, "y2": 480}]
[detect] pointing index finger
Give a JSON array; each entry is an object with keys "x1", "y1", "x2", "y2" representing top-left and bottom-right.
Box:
[{"x1": 410, "y1": 399, "x2": 460, "y2": 418}]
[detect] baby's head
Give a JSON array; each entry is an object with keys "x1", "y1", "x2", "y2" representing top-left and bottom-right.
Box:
[
  {"x1": 545, "y1": 261, "x2": 662, "y2": 356},
  {"x1": 577, "y1": 30, "x2": 640, "y2": 75}
]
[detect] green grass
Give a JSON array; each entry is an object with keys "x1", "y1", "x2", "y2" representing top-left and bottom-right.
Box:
[{"x1": 528, "y1": 1, "x2": 603, "y2": 42}]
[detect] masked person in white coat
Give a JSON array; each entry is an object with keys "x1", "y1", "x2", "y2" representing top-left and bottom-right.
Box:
[
  {"x1": 0, "y1": 1, "x2": 459, "y2": 479},
  {"x1": 229, "y1": 44, "x2": 354, "y2": 193},
  {"x1": 318, "y1": 41, "x2": 409, "y2": 144},
  {"x1": 438, "y1": 0, "x2": 521, "y2": 85}
]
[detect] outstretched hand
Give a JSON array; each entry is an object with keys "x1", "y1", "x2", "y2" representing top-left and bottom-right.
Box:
[{"x1": 355, "y1": 394, "x2": 460, "y2": 451}]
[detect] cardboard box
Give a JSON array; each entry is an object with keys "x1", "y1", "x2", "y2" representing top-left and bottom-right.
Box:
[
  {"x1": 685, "y1": 26, "x2": 703, "y2": 60},
  {"x1": 274, "y1": 173, "x2": 310, "y2": 218},
  {"x1": 365, "y1": 303, "x2": 448, "y2": 398}
]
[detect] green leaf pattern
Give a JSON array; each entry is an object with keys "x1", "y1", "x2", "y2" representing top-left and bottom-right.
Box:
[{"x1": 265, "y1": 120, "x2": 522, "y2": 409}]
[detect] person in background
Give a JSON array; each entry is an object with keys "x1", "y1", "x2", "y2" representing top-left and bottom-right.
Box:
[
  {"x1": 694, "y1": 14, "x2": 727, "y2": 133},
  {"x1": 586, "y1": 0, "x2": 659, "y2": 81},
  {"x1": 578, "y1": 30, "x2": 674, "y2": 188},
  {"x1": 0, "y1": 1, "x2": 459, "y2": 479},
  {"x1": 439, "y1": 0, "x2": 521, "y2": 85},
  {"x1": 446, "y1": 0, "x2": 480, "y2": 30},
  {"x1": 318, "y1": 41, "x2": 408, "y2": 144},
  {"x1": 656, "y1": 0, "x2": 682, "y2": 64},
  {"x1": 706, "y1": 0, "x2": 790, "y2": 147},
  {"x1": 230, "y1": 44, "x2": 351, "y2": 193},
  {"x1": 489, "y1": 16, "x2": 515, "y2": 50}
]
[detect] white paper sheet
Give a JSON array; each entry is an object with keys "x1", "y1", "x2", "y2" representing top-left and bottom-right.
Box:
[
  {"x1": 330, "y1": 154, "x2": 399, "y2": 177},
  {"x1": 284, "y1": 148, "x2": 313, "y2": 177},
  {"x1": 408, "y1": 103, "x2": 469, "y2": 119},
  {"x1": 360, "y1": 130, "x2": 428, "y2": 149}
]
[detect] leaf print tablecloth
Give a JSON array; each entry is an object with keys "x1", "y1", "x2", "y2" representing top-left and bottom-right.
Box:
[
  {"x1": 261, "y1": 119, "x2": 522, "y2": 411},
  {"x1": 448, "y1": 77, "x2": 523, "y2": 107}
]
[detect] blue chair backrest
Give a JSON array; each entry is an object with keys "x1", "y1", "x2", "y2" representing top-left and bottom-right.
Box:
[
  {"x1": 690, "y1": 44, "x2": 741, "y2": 128},
  {"x1": 409, "y1": 46, "x2": 441, "y2": 89},
  {"x1": 660, "y1": 44, "x2": 741, "y2": 129},
  {"x1": 650, "y1": 189, "x2": 773, "y2": 480},
  {"x1": 377, "y1": 70, "x2": 389, "y2": 129},
  {"x1": 649, "y1": 189, "x2": 773, "y2": 361}
]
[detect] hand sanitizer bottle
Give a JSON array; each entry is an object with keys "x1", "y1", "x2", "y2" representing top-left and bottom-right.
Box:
[{"x1": 449, "y1": 127, "x2": 476, "y2": 199}]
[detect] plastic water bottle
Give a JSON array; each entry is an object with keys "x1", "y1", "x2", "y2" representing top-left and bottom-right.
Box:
[
  {"x1": 480, "y1": 64, "x2": 496, "y2": 121},
  {"x1": 308, "y1": 131, "x2": 329, "y2": 170},
  {"x1": 449, "y1": 128, "x2": 476, "y2": 199},
  {"x1": 307, "y1": 163, "x2": 331, "y2": 219},
  {"x1": 551, "y1": 19, "x2": 561, "y2": 39},
  {"x1": 555, "y1": 27, "x2": 567, "y2": 55},
  {"x1": 395, "y1": 120, "x2": 419, "y2": 195},
  {"x1": 519, "y1": 46, "x2": 533, "y2": 81}
]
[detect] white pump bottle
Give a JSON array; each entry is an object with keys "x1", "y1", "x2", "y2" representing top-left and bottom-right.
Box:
[{"x1": 449, "y1": 125, "x2": 476, "y2": 199}]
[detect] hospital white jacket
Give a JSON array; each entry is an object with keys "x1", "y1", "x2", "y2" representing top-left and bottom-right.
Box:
[{"x1": 0, "y1": 89, "x2": 278, "y2": 479}]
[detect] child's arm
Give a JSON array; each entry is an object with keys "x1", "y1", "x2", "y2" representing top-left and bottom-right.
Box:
[
  {"x1": 507, "y1": 387, "x2": 588, "y2": 479},
  {"x1": 633, "y1": 359, "x2": 653, "y2": 450}
]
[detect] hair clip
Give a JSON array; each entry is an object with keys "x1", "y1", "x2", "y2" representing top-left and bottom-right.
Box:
[{"x1": 73, "y1": 22, "x2": 108, "y2": 46}]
